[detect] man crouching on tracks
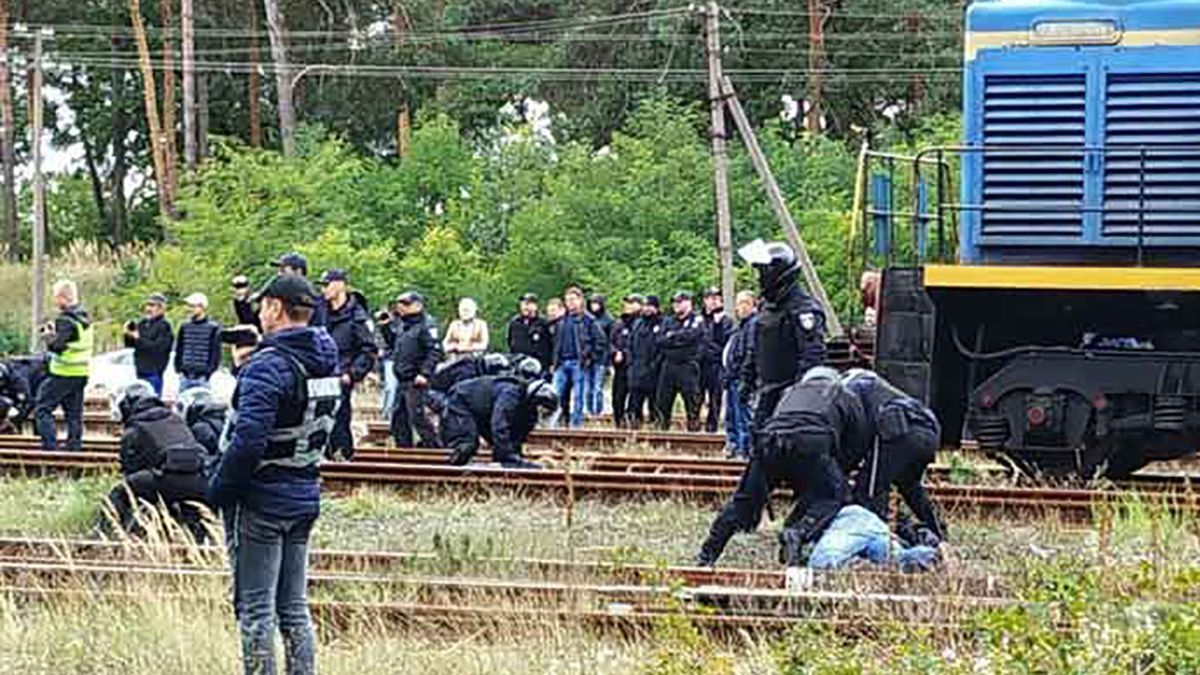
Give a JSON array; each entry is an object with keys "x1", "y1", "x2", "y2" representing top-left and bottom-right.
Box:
[
  {"x1": 207, "y1": 274, "x2": 340, "y2": 675},
  {"x1": 695, "y1": 367, "x2": 866, "y2": 567}
]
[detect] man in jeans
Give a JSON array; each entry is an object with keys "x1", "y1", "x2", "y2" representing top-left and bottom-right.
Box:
[
  {"x1": 35, "y1": 279, "x2": 94, "y2": 451},
  {"x1": 723, "y1": 291, "x2": 757, "y2": 458},
  {"x1": 208, "y1": 274, "x2": 340, "y2": 675},
  {"x1": 174, "y1": 293, "x2": 222, "y2": 392},
  {"x1": 552, "y1": 286, "x2": 599, "y2": 428}
]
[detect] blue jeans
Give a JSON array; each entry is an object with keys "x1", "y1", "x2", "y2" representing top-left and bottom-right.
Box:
[
  {"x1": 807, "y1": 505, "x2": 938, "y2": 571},
  {"x1": 225, "y1": 505, "x2": 317, "y2": 675},
  {"x1": 137, "y1": 371, "x2": 164, "y2": 397},
  {"x1": 554, "y1": 360, "x2": 587, "y2": 428},
  {"x1": 724, "y1": 381, "x2": 751, "y2": 457},
  {"x1": 585, "y1": 363, "x2": 606, "y2": 417},
  {"x1": 380, "y1": 358, "x2": 398, "y2": 419},
  {"x1": 179, "y1": 375, "x2": 211, "y2": 394}
]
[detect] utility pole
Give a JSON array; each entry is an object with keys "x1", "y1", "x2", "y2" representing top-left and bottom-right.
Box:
[
  {"x1": 806, "y1": 0, "x2": 826, "y2": 133},
  {"x1": 0, "y1": 0, "x2": 17, "y2": 261},
  {"x1": 29, "y1": 31, "x2": 45, "y2": 351},
  {"x1": 703, "y1": 2, "x2": 734, "y2": 312},
  {"x1": 248, "y1": 2, "x2": 262, "y2": 147},
  {"x1": 723, "y1": 76, "x2": 844, "y2": 337},
  {"x1": 182, "y1": 0, "x2": 197, "y2": 170}
]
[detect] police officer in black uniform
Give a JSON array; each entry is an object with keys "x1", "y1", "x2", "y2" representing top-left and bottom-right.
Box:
[
  {"x1": 699, "y1": 287, "x2": 734, "y2": 433},
  {"x1": 696, "y1": 366, "x2": 867, "y2": 567},
  {"x1": 442, "y1": 376, "x2": 559, "y2": 469},
  {"x1": 739, "y1": 240, "x2": 827, "y2": 431},
  {"x1": 506, "y1": 294, "x2": 552, "y2": 375},
  {"x1": 626, "y1": 296, "x2": 663, "y2": 429},
  {"x1": 390, "y1": 292, "x2": 443, "y2": 447},
  {"x1": 106, "y1": 381, "x2": 211, "y2": 538},
  {"x1": 841, "y1": 368, "x2": 945, "y2": 542},
  {"x1": 0, "y1": 356, "x2": 47, "y2": 433},
  {"x1": 655, "y1": 291, "x2": 706, "y2": 432},
  {"x1": 609, "y1": 294, "x2": 642, "y2": 428}
]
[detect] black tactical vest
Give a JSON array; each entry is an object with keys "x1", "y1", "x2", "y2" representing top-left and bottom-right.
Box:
[{"x1": 756, "y1": 307, "x2": 800, "y2": 386}]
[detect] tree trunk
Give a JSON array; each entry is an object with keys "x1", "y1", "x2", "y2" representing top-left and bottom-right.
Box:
[
  {"x1": 182, "y1": 0, "x2": 196, "y2": 170},
  {"x1": 262, "y1": 0, "x2": 296, "y2": 156},
  {"x1": 72, "y1": 71, "x2": 109, "y2": 230},
  {"x1": 0, "y1": 0, "x2": 18, "y2": 260},
  {"x1": 160, "y1": 0, "x2": 178, "y2": 196},
  {"x1": 111, "y1": 31, "x2": 130, "y2": 244},
  {"x1": 127, "y1": 0, "x2": 173, "y2": 218},
  {"x1": 248, "y1": 0, "x2": 262, "y2": 147}
]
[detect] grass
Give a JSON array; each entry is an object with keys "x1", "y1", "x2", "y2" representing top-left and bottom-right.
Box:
[{"x1": 1, "y1": 475, "x2": 1200, "y2": 673}]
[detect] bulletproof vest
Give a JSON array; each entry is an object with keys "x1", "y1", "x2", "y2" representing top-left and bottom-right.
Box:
[
  {"x1": 135, "y1": 412, "x2": 205, "y2": 475},
  {"x1": 755, "y1": 307, "x2": 801, "y2": 386},
  {"x1": 846, "y1": 372, "x2": 933, "y2": 434},
  {"x1": 766, "y1": 380, "x2": 844, "y2": 434},
  {"x1": 219, "y1": 348, "x2": 342, "y2": 471}
]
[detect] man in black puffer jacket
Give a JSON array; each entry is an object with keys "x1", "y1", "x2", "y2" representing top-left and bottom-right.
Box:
[
  {"x1": 106, "y1": 382, "x2": 210, "y2": 539},
  {"x1": 321, "y1": 269, "x2": 374, "y2": 460},
  {"x1": 174, "y1": 293, "x2": 223, "y2": 392}
]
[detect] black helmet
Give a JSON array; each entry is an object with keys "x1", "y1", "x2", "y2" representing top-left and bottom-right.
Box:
[
  {"x1": 743, "y1": 240, "x2": 800, "y2": 302},
  {"x1": 175, "y1": 386, "x2": 215, "y2": 424},
  {"x1": 0, "y1": 363, "x2": 10, "y2": 388},
  {"x1": 112, "y1": 380, "x2": 156, "y2": 423},
  {"x1": 482, "y1": 353, "x2": 511, "y2": 372},
  {"x1": 526, "y1": 380, "x2": 559, "y2": 411},
  {"x1": 511, "y1": 355, "x2": 543, "y2": 380}
]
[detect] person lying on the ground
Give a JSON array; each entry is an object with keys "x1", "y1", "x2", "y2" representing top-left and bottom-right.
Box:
[
  {"x1": 802, "y1": 504, "x2": 940, "y2": 572},
  {"x1": 106, "y1": 381, "x2": 210, "y2": 540}
]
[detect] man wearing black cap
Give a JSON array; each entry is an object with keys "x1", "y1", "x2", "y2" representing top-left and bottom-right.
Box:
[
  {"x1": 124, "y1": 293, "x2": 174, "y2": 396},
  {"x1": 506, "y1": 293, "x2": 551, "y2": 375},
  {"x1": 699, "y1": 287, "x2": 734, "y2": 434},
  {"x1": 609, "y1": 294, "x2": 643, "y2": 428},
  {"x1": 655, "y1": 291, "x2": 705, "y2": 432},
  {"x1": 207, "y1": 273, "x2": 340, "y2": 675},
  {"x1": 271, "y1": 252, "x2": 327, "y2": 327},
  {"x1": 626, "y1": 295, "x2": 663, "y2": 428},
  {"x1": 390, "y1": 291, "x2": 443, "y2": 447},
  {"x1": 321, "y1": 269, "x2": 376, "y2": 460},
  {"x1": 231, "y1": 275, "x2": 261, "y2": 331}
]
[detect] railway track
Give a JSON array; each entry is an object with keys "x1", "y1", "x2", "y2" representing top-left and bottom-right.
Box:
[{"x1": 0, "y1": 441, "x2": 1195, "y2": 519}]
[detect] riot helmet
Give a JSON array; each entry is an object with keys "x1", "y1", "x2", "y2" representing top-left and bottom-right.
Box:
[
  {"x1": 526, "y1": 380, "x2": 559, "y2": 412},
  {"x1": 112, "y1": 380, "x2": 157, "y2": 423},
  {"x1": 511, "y1": 355, "x2": 543, "y2": 380},
  {"x1": 800, "y1": 366, "x2": 840, "y2": 385},
  {"x1": 175, "y1": 386, "x2": 215, "y2": 424},
  {"x1": 482, "y1": 353, "x2": 511, "y2": 372},
  {"x1": 739, "y1": 239, "x2": 801, "y2": 303}
]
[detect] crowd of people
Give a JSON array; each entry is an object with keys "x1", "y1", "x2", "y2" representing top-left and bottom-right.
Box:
[{"x1": 0, "y1": 242, "x2": 949, "y2": 674}]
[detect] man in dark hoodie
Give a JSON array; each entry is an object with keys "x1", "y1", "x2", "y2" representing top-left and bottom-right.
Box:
[
  {"x1": 123, "y1": 293, "x2": 174, "y2": 396},
  {"x1": 107, "y1": 381, "x2": 209, "y2": 538},
  {"x1": 207, "y1": 274, "x2": 340, "y2": 675},
  {"x1": 626, "y1": 295, "x2": 663, "y2": 429},
  {"x1": 586, "y1": 293, "x2": 614, "y2": 419},
  {"x1": 321, "y1": 269, "x2": 375, "y2": 460},
  {"x1": 35, "y1": 279, "x2": 94, "y2": 451},
  {"x1": 609, "y1": 294, "x2": 642, "y2": 428},
  {"x1": 443, "y1": 375, "x2": 559, "y2": 468}
]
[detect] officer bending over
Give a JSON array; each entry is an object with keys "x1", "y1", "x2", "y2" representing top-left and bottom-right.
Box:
[
  {"x1": 0, "y1": 357, "x2": 47, "y2": 433},
  {"x1": 443, "y1": 375, "x2": 558, "y2": 469},
  {"x1": 174, "y1": 386, "x2": 229, "y2": 468},
  {"x1": 429, "y1": 353, "x2": 542, "y2": 413},
  {"x1": 106, "y1": 382, "x2": 211, "y2": 539},
  {"x1": 841, "y1": 369, "x2": 945, "y2": 543},
  {"x1": 696, "y1": 366, "x2": 866, "y2": 567},
  {"x1": 207, "y1": 274, "x2": 340, "y2": 675}
]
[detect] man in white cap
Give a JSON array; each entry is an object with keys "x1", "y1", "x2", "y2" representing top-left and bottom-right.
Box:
[{"x1": 174, "y1": 292, "x2": 222, "y2": 392}]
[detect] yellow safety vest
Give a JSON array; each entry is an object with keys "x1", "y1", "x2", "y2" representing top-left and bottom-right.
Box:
[{"x1": 49, "y1": 316, "x2": 94, "y2": 378}]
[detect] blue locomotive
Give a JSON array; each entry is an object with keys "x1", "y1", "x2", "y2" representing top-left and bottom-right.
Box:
[{"x1": 870, "y1": 0, "x2": 1200, "y2": 476}]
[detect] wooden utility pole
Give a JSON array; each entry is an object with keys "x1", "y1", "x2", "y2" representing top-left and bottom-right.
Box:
[
  {"x1": 263, "y1": 0, "x2": 297, "y2": 156},
  {"x1": 248, "y1": 2, "x2": 262, "y2": 147},
  {"x1": 128, "y1": 0, "x2": 173, "y2": 218},
  {"x1": 806, "y1": 0, "x2": 826, "y2": 133},
  {"x1": 182, "y1": 0, "x2": 197, "y2": 170},
  {"x1": 0, "y1": 0, "x2": 18, "y2": 260},
  {"x1": 703, "y1": 2, "x2": 735, "y2": 312},
  {"x1": 29, "y1": 31, "x2": 45, "y2": 350},
  {"x1": 160, "y1": 0, "x2": 178, "y2": 193},
  {"x1": 723, "y1": 77, "x2": 843, "y2": 337}
]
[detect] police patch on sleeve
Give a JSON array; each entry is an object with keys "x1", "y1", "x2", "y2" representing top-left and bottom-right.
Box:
[
  {"x1": 800, "y1": 313, "x2": 816, "y2": 331},
  {"x1": 429, "y1": 327, "x2": 439, "y2": 339}
]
